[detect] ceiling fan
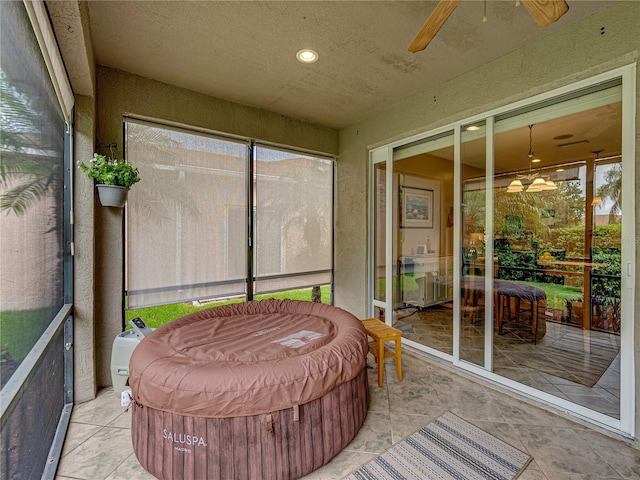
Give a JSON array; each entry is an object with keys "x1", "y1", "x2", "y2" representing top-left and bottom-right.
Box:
[{"x1": 408, "y1": 0, "x2": 569, "y2": 53}]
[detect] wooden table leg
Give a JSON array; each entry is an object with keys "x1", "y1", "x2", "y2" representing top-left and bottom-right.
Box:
[
  {"x1": 463, "y1": 287, "x2": 472, "y2": 323},
  {"x1": 377, "y1": 339, "x2": 384, "y2": 387},
  {"x1": 532, "y1": 300, "x2": 538, "y2": 344},
  {"x1": 497, "y1": 293, "x2": 505, "y2": 335},
  {"x1": 394, "y1": 338, "x2": 403, "y2": 382}
]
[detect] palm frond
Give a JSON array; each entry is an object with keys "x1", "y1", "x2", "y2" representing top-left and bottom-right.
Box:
[
  {"x1": 0, "y1": 177, "x2": 51, "y2": 215},
  {"x1": 0, "y1": 158, "x2": 50, "y2": 186}
]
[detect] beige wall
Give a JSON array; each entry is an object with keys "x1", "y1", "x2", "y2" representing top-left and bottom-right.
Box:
[
  {"x1": 334, "y1": 1, "x2": 639, "y2": 443},
  {"x1": 73, "y1": 95, "x2": 98, "y2": 402}
]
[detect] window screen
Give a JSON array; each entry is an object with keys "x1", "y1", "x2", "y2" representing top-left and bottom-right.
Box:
[
  {"x1": 254, "y1": 145, "x2": 333, "y2": 294},
  {"x1": 125, "y1": 119, "x2": 248, "y2": 308},
  {"x1": 0, "y1": 2, "x2": 68, "y2": 477}
]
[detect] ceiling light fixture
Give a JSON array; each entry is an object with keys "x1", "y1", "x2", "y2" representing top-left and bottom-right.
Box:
[
  {"x1": 296, "y1": 49, "x2": 319, "y2": 63},
  {"x1": 466, "y1": 125, "x2": 480, "y2": 131},
  {"x1": 526, "y1": 177, "x2": 548, "y2": 192},
  {"x1": 506, "y1": 178, "x2": 523, "y2": 193},
  {"x1": 507, "y1": 124, "x2": 556, "y2": 193}
]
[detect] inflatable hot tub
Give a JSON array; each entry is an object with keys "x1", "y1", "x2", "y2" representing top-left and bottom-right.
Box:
[{"x1": 129, "y1": 299, "x2": 369, "y2": 480}]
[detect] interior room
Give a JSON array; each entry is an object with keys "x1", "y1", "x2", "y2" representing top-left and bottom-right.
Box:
[{"x1": 1, "y1": 1, "x2": 639, "y2": 479}]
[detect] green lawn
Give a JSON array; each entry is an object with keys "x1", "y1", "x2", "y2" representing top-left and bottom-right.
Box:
[
  {"x1": 1, "y1": 307, "x2": 55, "y2": 384},
  {"x1": 375, "y1": 274, "x2": 423, "y2": 298},
  {"x1": 1, "y1": 308, "x2": 52, "y2": 361},
  {"x1": 125, "y1": 285, "x2": 331, "y2": 328},
  {"x1": 515, "y1": 280, "x2": 582, "y2": 310},
  {"x1": 378, "y1": 274, "x2": 580, "y2": 311}
]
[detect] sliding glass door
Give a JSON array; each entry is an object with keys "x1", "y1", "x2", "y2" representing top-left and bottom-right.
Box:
[
  {"x1": 369, "y1": 67, "x2": 635, "y2": 434},
  {"x1": 491, "y1": 80, "x2": 624, "y2": 419},
  {"x1": 370, "y1": 158, "x2": 389, "y2": 321},
  {"x1": 459, "y1": 121, "x2": 488, "y2": 368},
  {"x1": 391, "y1": 132, "x2": 455, "y2": 358}
]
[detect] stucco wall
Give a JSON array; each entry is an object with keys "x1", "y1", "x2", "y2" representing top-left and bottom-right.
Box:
[
  {"x1": 334, "y1": 0, "x2": 639, "y2": 442},
  {"x1": 73, "y1": 94, "x2": 98, "y2": 403},
  {"x1": 93, "y1": 66, "x2": 338, "y2": 386}
]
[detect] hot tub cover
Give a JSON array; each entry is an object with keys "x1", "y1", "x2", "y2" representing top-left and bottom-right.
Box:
[{"x1": 129, "y1": 299, "x2": 368, "y2": 418}]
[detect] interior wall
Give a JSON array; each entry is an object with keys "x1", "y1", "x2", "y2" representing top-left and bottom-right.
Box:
[
  {"x1": 94, "y1": 66, "x2": 338, "y2": 387},
  {"x1": 397, "y1": 153, "x2": 456, "y2": 257},
  {"x1": 334, "y1": 1, "x2": 639, "y2": 442},
  {"x1": 399, "y1": 175, "x2": 441, "y2": 257}
]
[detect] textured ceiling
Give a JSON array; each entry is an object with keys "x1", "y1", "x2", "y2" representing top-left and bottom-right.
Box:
[{"x1": 84, "y1": 1, "x2": 615, "y2": 129}]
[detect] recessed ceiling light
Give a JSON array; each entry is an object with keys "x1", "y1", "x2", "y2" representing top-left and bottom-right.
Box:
[
  {"x1": 531, "y1": 158, "x2": 541, "y2": 163},
  {"x1": 296, "y1": 49, "x2": 318, "y2": 63},
  {"x1": 466, "y1": 125, "x2": 480, "y2": 131},
  {"x1": 556, "y1": 168, "x2": 565, "y2": 172}
]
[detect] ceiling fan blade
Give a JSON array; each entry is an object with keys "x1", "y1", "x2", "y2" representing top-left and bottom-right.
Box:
[
  {"x1": 521, "y1": 0, "x2": 569, "y2": 27},
  {"x1": 408, "y1": 0, "x2": 461, "y2": 53}
]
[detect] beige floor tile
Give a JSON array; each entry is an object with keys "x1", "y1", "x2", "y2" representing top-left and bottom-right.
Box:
[
  {"x1": 56, "y1": 352, "x2": 639, "y2": 480},
  {"x1": 302, "y1": 450, "x2": 375, "y2": 480},
  {"x1": 488, "y1": 389, "x2": 589, "y2": 429},
  {"x1": 60, "y1": 421, "x2": 102, "y2": 457},
  {"x1": 517, "y1": 460, "x2": 549, "y2": 480},
  {"x1": 579, "y1": 429, "x2": 640, "y2": 479},
  {"x1": 387, "y1": 382, "x2": 443, "y2": 415},
  {"x1": 107, "y1": 409, "x2": 132, "y2": 429},
  {"x1": 71, "y1": 388, "x2": 127, "y2": 427},
  {"x1": 344, "y1": 411, "x2": 393, "y2": 454},
  {"x1": 389, "y1": 412, "x2": 440, "y2": 444},
  {"x1": 439, "y1": 388, "x2": 507, "y2": 423},
  {"x1": 510, "y1": 424, "x2": 622, "y2": 478},
  {"x1": 57, "y1": 426, "x2": 133, "y2": 479},
  {"x1": 104, "y1": 453, "x2": 156, "y2": 480}
]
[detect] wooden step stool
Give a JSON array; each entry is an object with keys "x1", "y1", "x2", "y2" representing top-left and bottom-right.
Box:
[{"x1": 361, "y1": 318, "x2": 403, "y2": 387}]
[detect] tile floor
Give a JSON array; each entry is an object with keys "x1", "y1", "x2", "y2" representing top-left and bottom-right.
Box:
[{"x1": 55, "y1": 351, "x2": 639, "y2": 480}]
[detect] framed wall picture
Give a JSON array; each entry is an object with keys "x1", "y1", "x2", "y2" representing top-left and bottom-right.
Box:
[{"x1": 401, "y1": 187, "x2": 433, "y2": 228}]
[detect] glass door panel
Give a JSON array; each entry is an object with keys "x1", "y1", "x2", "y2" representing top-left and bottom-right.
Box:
[
  {"x1": 373, "y1": 162, "x2": 386, "y2": 304},
  {"x1": 591, "y1": 157, "x2": 622, "y2": 335},
  {"x1": 392, "y1": 132, "x2": 454, "y2": 356},
  {"x1": 492, "y1": 86, "x2": 622, "y2": 418},
  {"x1": 460, "y1": 122, "x2": 487, "y2": 367}
]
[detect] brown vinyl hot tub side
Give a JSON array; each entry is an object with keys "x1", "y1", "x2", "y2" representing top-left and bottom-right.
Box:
[{"x1": 129, "y1": 299, "x2": 369, "y2": 480}]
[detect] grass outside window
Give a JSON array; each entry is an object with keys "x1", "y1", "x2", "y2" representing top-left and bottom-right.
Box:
[{"x1": 125, "y1": 285, "x2": 331, "y2": 329}]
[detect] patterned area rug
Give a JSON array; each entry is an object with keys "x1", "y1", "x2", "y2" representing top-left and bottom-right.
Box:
[{"x1": 345, "y1": 412, "x2": 532, "y2": 480}]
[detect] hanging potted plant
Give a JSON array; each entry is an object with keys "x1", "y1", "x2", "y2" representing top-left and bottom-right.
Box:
[{"x1": 80, "y1": 153, "x2": 141, "y2": 207}]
